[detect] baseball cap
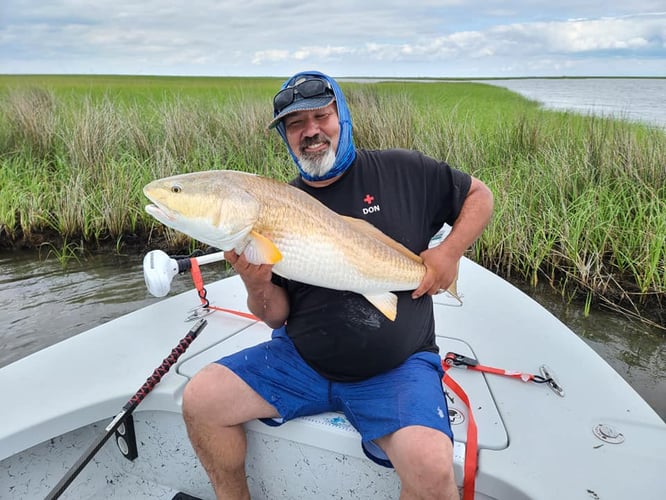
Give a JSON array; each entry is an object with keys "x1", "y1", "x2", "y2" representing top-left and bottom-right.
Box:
[{"x1": 267, "y1": 75, "x2": 336, "y2": 129}]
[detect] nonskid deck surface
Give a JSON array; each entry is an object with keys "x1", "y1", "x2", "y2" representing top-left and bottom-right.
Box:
[{"x1": 1, "y1": 409, "x2": 398, "y2": 500}]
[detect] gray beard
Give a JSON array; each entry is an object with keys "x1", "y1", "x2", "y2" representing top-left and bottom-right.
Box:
[{"x1": 298, "y1": 147, "x2": 336, "y2": 179}]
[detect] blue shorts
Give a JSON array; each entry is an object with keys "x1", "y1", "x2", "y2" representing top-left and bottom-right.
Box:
[{"x1": 215, "y1": 326, "x2": 453, "y2": 467}]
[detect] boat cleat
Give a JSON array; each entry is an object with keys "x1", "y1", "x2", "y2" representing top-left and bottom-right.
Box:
[
  {"x1": 186, "y1": 305, "x2": 214, "y2": 322},
  {"x1": 539, "y1": 364, "x2": 565, "y2": 397}
]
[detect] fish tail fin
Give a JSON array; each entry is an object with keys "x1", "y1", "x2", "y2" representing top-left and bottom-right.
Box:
[
  {"x1": 363, "y1": 292, "x2": 398, "y2": 322},
  {"x1": 448, "y1": 262, "x2": 463, "y2": 305},
  {"x1": 446, "y1": 285, "x2": 463, "y2": 305}
]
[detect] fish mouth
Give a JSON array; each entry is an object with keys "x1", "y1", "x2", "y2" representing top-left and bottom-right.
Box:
[{"x1": 145, "y1": 202, "x2": 176, "y2": 223}]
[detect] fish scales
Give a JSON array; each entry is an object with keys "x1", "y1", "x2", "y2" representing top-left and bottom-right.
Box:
[{"x1": 230, "y1": 172, "x2": 423, "y2": 292}]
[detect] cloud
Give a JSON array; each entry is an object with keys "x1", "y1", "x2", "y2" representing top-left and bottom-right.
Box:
[
  {"x1": 248, "y1": 12, "x2": 665, "y2": 71},
  {"x1": 344, "y1": 14, "x2": 665, "y2": 60},
  {"x1": 259, "y1": 11, "x2": 666, "y2": 75},
  {"x1": 1, "y1": 1, "x2": 664, "y2": 76},
  {"x1": 252, "y1": 50, "x2": 290, "y2": 64}
]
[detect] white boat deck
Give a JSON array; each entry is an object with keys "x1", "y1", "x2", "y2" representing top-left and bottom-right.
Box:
[{"x1": 1, "y1": 258, "x2": 665, "y2": 499}]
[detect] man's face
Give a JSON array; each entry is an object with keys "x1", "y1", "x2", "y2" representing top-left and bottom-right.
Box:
[{"x1": 283, "y1": 103, "x2": 340, "y2": 179}]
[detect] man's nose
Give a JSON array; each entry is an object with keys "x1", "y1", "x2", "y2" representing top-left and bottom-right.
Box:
[{"x1": 302, "y1": 116, "x2": 320, "y2": 136}]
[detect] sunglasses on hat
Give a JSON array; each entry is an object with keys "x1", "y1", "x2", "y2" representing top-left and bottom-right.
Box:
[{"x1": 273, "y1": 77, "x2": 334, "y2": 115}]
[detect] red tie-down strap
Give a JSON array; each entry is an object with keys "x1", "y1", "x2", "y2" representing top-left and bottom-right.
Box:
[
  {"x1": 441, "y1": 351, "x2": 563, "y2": 499},
  {"x1": 444, "y1": 352, "x2": 552, "y2": 383},
  {"x1": 441, "y1": 366, "x2": 478, "y2": 500},
  {"x1": 189, "y1": 258, "x2": 259, "y2": 321}
]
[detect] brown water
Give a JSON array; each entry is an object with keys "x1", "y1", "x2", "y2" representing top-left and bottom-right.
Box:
[{"x1": 1, "y1": 250, "x2": 663, "y2": 420}]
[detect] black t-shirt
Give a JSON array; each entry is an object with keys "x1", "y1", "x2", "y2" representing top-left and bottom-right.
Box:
[{"x1": 273, "y1": 148, "x2": 472, "y2": 381}]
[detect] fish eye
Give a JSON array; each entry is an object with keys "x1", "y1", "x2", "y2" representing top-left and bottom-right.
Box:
[{"x1": 171, "y1": 184, "x2": 182, "y2": 193}]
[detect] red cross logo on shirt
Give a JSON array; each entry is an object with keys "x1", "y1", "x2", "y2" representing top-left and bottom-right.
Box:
[{"x1": 363, "y1": 194, "x2": 374, "y2": 204}]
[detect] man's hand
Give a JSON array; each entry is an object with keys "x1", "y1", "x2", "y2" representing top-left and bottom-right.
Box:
[
  {"x1": 411, "y1": 245, "x2": 459, "y2": 299},
  {"x1": 224, "y1": 250, "x2": 274, "y2": 290},
  {"x1": 412, "y1": 176, "x2": 493, "y2": 300},
  {"x1": 224, "y1": 250, "x2": 290, "y2": 329}
]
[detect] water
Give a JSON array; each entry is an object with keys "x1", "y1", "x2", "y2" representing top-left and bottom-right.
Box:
[
  {"x1": 1, "y1": 250, "x2": 664, "y2": 421},
  {"x1": 0, "y1": 250, "x2": 224, "y2": 366},
  {"x1": 479, "y1": 78, "x2": 666, "y2": 128}
]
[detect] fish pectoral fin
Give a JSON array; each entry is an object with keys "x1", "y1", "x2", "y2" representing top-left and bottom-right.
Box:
[
  {"x1": 243, "y1": 230, "x2": 283, "y2": 265},
  {"x1": 363, "y1": 292, "x2": 398, "y2": 322},
  {"x1": 341, "y1": 216, "x2": 422, "y2": 264}
]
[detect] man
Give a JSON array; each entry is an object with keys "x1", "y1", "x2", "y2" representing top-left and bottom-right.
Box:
[{"x1": 182, "y1": 71, "x2": 494, "y2": 500}]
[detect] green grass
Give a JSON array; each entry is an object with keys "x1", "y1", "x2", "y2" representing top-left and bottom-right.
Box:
[{"x1": 0, "y1": 75, "x2": 664, "y2": 326}]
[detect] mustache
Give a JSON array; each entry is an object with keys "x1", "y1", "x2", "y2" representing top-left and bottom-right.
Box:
[{"x1": 300, "y1": 134, "x2": 331, "y2": 149}]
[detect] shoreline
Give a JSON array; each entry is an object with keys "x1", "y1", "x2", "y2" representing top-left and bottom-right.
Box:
[{"x1": 2, "y1": 229, "x2": 663, "y2": 330}]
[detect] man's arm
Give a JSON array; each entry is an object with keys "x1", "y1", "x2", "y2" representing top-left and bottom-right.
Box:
[
  {"x1": 412, "y1": 176, "x2": 494, "y2": 299},
  {"x1": 224, "y1": 251, "x2": 290, "y2": 328}
]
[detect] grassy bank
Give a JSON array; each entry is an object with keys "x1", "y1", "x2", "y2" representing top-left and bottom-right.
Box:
[{"x1": 0, "y1": 75, "x2": 664, "y2": 326}]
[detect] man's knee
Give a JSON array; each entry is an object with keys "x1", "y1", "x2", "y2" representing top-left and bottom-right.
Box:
[
  {"x1": 398, "y1": 441, "x2": 457, "y2": 499},
  {"x1": 378, "y1": 426, "x2": 457, "y2": 496},
  {"x1": 182, "y1": 363, "x2": 229, "y2": 425},
  {"x1": 402, "y1": 437, "x2": 454, "y2": 479},
  {"x1": 182, "y1": 362, "x2": 279, "y2": 428}
]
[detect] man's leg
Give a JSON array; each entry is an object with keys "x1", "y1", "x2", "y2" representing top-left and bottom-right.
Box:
[
  {"x1": 182, "y1": 363, "x2": 279, "y2": 500},
  {"x1": 376, "y1": 425, "x2": 459, "y2": 500},
  {"x1": 335, "y1": 351, "x2": 458, "y2": 499}
]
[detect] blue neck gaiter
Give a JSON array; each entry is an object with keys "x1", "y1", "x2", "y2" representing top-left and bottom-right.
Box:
[{"x1": 275, "y1": 71, "x2": 356, "y2": 182}]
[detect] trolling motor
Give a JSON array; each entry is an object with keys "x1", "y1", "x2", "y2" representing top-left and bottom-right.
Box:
[
  {"x1": 143, "y1": 249, "x2": 258, "y2": 322},
  {"x1": 143, "y1": 249, "x2": 226, "y2": 297}
]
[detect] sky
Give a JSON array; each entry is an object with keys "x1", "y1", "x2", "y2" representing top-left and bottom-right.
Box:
[{"x1": 1, "y1": 1, "x2": 665, "y2": 78}]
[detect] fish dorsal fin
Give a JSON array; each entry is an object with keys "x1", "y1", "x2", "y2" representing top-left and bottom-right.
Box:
[
  {"x1": 341, "y1": 216, "x2": 423, "y2": 264},
  {"x1": 243, "y1": 231, "x2": 283, "y2": 265}
]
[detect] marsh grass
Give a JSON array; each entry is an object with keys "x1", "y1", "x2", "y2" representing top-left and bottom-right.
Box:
[{"x1": 0, "y1": 75, "x2": 663, "y2": 325}]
